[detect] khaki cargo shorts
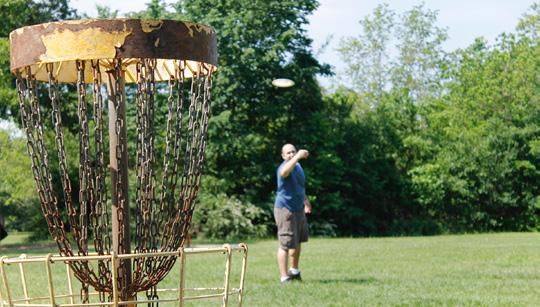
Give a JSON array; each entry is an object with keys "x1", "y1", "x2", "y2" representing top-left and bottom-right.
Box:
[{"x1": 274, "y1": 207, "x2": 309, "y2": 250}]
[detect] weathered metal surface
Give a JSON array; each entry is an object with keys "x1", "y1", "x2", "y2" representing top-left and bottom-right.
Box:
[{"x1": 10, "y1": 19, "x2": 217, "y2": 83}]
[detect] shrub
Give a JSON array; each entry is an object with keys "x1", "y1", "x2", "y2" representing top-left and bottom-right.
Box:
[{"x1": 191, "y1": 193, "x2": 269, "y2": 240}]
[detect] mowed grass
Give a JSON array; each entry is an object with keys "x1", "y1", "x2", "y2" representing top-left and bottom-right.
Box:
[{"x1": 0, "y1": 232, "x2": 539, "y2": 306}]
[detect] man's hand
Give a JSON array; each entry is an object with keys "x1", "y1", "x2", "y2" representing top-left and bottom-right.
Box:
[
  {"x1": 280, "y1": 148, "x2": 310, "y2": 178},
  {"x1": 304, "y1": 197, "x2": 312, "y2": 214},
  {"x1": 297, "y1": 149, "x2": 309, "y2": 160}
]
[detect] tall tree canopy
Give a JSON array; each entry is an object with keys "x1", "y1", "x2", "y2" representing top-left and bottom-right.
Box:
[{"x1": 336, "y1": 3, "x2": 539, "y2": 234}]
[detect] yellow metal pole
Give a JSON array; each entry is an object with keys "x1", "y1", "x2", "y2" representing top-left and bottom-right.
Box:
[
  {"x1": 177, "y1": 247, "x2": 186, "y2": 307},
  {"x1": 66, "y1": 262, "x2": 75, "y2": 305},
  {"x1": 0, "y1": 256, "x2": 12, "y2": 306},
  {"x1": 221, "y1": 244, "x2": 232, "y2": 307},
  {"x1": 45, "y1": 253, "x2": 56, "y2": 307},
  {"x1": 111, "y1": 252, "x2": 119, "y2": 307},
  {"x1": 18, "y1": 254, "x2": 30, "y2": 305},
  {"x1": 237, "y1": 244, "x2": 248, "y2": 307}
]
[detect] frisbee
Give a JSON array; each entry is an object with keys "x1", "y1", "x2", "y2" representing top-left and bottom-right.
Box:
[{"x1": 272, "y1": 78, "x2": 295, "y2": 88}]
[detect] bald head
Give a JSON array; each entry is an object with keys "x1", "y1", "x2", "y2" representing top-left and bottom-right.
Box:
[{"x1": 281, "y1": 144, "x2": 297, "y2": 161}]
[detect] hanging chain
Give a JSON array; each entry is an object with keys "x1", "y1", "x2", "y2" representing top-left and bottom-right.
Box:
[
  {"x1": 146, "y1": 59, "x2": 158, "y2": 255},
  {"x1": 81, "y1": 282, "x2": 89, "y2": 304},
  {"x1": 146, "y1": 284, "x2": 159, "y2": 307},
  {"x1": 138, "y1": 58, "x2": 156, "y2": 255},
  {"x1": 133, "y1": 61, "x2": 145, "y2": 290},
  {"x1": 16, "y1": 68, "x2": 70, "y2": 253},
  {"x1": 48, "y1": 63, "x2": 106, "y2": 288},
  {"x1": 91, "y1": 59, "x2": 113, "y2": 303},
  {"x1": 157, "y1": 67, "x2": 180, "y2": 248},
  {"x1": 15, "y1": 60, "x2": 214, "y2": 295},
  {"x1": 16, "y1": 65, "x2": 105, "y2": 292},
  {"x1": 46, "y1": 63, "x2": 81, "y2": 253},
  {"x1": 160, "y1": 61, "x2": 185, "y2": 249},
  {"x1": 77, "y1": 60, "x2": 92, "y2": 254},
  {"x1": 112, "y1": 58, "x2": 129, "y2": 296}
]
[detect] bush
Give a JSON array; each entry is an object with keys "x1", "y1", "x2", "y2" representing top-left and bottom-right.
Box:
[
  {"x1": 308, "y1": 220, "x2": 338, "y2": 237},
  {"x1": 191, "y1": 193, "x2": 269, "y2": 240}
]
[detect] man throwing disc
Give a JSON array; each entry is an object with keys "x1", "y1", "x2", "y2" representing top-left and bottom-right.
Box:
[{"x1": 274, "y1": 143, "x2": 312, "y2": 284}]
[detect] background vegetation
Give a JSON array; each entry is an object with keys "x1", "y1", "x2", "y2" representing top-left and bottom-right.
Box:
[{"x1": 0, "y1": 0, "x2": 538, "y2": 239}]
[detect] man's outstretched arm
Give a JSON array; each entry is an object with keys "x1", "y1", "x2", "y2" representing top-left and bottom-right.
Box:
[{"x1": 279, "y1": 149, "x2": 309, "y2": 178}]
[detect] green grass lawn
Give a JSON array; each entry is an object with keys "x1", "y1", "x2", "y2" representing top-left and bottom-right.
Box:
[{"x1": 0, "y1": 232, "x2": 539, "y2": 306}]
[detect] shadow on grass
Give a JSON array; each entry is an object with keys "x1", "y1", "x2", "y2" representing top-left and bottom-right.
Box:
[{"x1": 311, "y1": 277, "x2": 377, "y2": 284}]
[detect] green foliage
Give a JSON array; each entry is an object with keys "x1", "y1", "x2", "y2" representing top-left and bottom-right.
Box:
[
  {"x1": 125, "y1": 0, "x2": 178, "y2": 19},
  {"x1": 0, "y1": 0, "x2": 77, "y2": 36},
  {"x1": 192, "y1": 192, "x2": 268, "y2": 240},
  {"x1": 410, "y1": 27, "x2": 540, "y2": 231},
  {"x1": 336, "y1": 3, "x2": 539, "y2": 234},
  {"x1": 0, "y1": 38, "x2": 18, "y2": 119},
  {"x1": 0, "y1": 129, "x2": 44, "y2": 232},
  {"x1": 178, "y1": 0, "x2": 330, "y2": 201},
  {"x1": 338, "y1": 3, "x2": 447, "y2": 104},
  {"x1": 95, "y1": 5, "x2": 119, "y2": 19}
]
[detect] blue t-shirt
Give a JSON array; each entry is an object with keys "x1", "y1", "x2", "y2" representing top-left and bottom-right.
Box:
[{"x1": 275, "y1": 162, "x2": 305, "y2": 212}]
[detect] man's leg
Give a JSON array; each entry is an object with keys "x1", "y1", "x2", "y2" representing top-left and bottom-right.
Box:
[
  {"x1": 277, "y1": 247, "x2": 289, "y2": 278},
  {"x1": 289, "y1": 244, "x2": 301, "y2": 269}
]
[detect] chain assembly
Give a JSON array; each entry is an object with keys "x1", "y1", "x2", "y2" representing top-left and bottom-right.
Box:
[
  {"x1": 15, "y1": 59, "x2": 214, "y2": 301},
  {"x1": 9, "y1": 18, "x2": 218, "y2": 305}
]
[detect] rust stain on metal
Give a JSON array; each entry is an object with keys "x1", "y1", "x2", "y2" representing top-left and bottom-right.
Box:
[
  {"x1": 39, "y1": 27, "x2": 132, "y2": 62},
  {"x1": 10, "y1": 19, "x2": 218, "y2": 79},
  {"x1": 141, "y1": 20, "x2": 163, "y2": 33},
  {"x1": 182, "y1": 21, "x2": 214, "y2": 37}
]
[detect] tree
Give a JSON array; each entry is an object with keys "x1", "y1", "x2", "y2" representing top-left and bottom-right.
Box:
[
  {"x1": 176, "y1": 0, "x2": 332, "y2": 205},
  {"x1": 0, "y1": 0, "x2": 78, "y2": 121},
  {"x1": 126, "y1": 0, "x2": 178, "y2": 19},
  {"x1": 0, "y1": 129, "x2": 43, "y2": 232},
  {"x1": 335, "y1": 3, "x2": 539, "y2": 234},
  {"x1": 338, "y1": 3, "x2": 447, "y2": 105},
  {"x1": 337, "y1": 4, "x2": 395, "y2": 106},
  {"x1": 411, "y1": 15, "x2": 540, "y2": 231},
  {"x1": 94, "y1": 5, "x2": 119, "y2": 18},
  {"x1": 334, "y1": 4, "x2": 450, "y2": 234},
  {"x1": 391, "y1": 4, "x2": 447, "y2": 102}
]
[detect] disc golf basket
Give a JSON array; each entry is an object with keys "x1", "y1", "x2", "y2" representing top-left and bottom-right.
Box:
[{"x1": 1, "y1": 19, "x2": 247, "y2": 306}]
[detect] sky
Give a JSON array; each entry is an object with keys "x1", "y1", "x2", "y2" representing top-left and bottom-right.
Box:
[
  {"x1": 307, "y1": 0, "x2": 534, "y2": 77},
  {"x1": 69, "y1": 0, "x2": 535, "y2": 86}
]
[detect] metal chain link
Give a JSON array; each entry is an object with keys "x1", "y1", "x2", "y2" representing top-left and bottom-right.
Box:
[
  {"x1": 77, "y1": 60, "x2": 92, "y2": 253},
  {"x1": 91, "y1": 59, "x2": 113, "y2": 303},
  {"x1": 49, "y1": 63, "x2": 105, "y2": 289},
  {"x1": 16, "y1": 60, "x2": 214, "y2": 296},
  {"x1": 81, "y1": 282, "x2": 89, "y2": 304},
  {"x1": 112, "y1": 58, "x2": 129, "y2": 296},
  {"x1": 16, "y1": 69, "x2": 67, "y2": 249}
]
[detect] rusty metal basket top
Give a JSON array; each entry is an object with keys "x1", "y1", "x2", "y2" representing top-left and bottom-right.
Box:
[{"x1": 10, "y1": 19, "x2": 217, "y2": 83}]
